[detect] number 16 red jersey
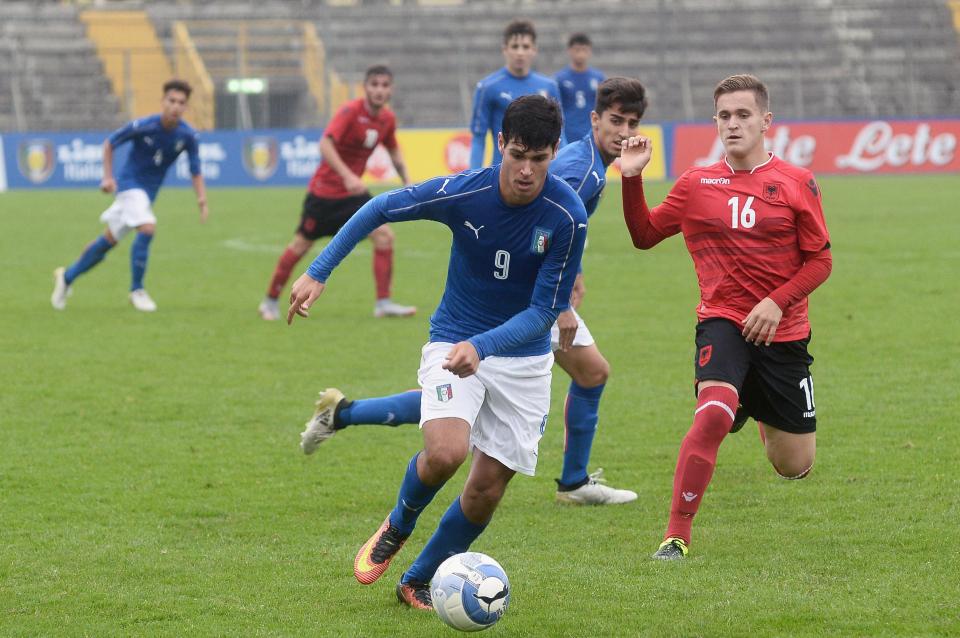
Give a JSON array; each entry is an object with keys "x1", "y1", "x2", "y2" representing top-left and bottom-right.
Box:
[{"x1": 649, "y1": 154, "x2": 830, "y2": 342}]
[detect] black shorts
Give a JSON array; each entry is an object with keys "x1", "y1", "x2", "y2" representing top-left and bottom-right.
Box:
[
  {"x1": 694, "y1": 318, "x2": 817, "y2": 434},
  {"x1": 296, "y1": 192, "x2": 372, "y2": 240}
]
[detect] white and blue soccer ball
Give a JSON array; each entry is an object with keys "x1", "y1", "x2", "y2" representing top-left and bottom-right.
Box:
[{"x1": 431, "y1": 552, "x2": 510, "y2": 632}]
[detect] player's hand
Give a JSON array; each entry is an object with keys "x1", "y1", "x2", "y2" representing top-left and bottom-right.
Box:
[
  {"x1": 619, "y1": 136, "x2": 653, "y2": 177},
  {"x1": 569, "y1": 273, "x2": 586, "y2": 310},
  {"x1": 198, "y1": 199, "x2": 208, "y2": 224},
  {"x1": 442, "y1": 341, "x2": 480, "y2": 378},
  {"x1": 741, "y1": 297, "x2": 783, "y2": 346},
  {"x1": 556, "y1": 309, "x2": 579, "y2": 352},
  {"x1": 100, "y1": 177, "x2": 117, "y2": 194},
  {"x1": 343, "y1": 173, "x2": 367, "y2": 196},
  {"x1": 287, "y1": 273, "x2": 326, "y2": 324}
]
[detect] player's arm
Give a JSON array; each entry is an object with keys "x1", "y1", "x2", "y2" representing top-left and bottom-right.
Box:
[
  {"x1": 318, "y1": 135, "x2": 366, "y2": 195},
  {"x1": 100, "y1": 139, "x2": 116, "y2": 193},
  {"x1": 620, "y1": 135, "x2": 675, "y2": 249},
  {"x1": 743, "y1": 176, "x2": 832, "y2": 345},
  {"x1": 185, "y1": 134, "x2": 208, "y2": 222},
  {"x1": 387, "y1": 145, "x2": 411, "y2": 186},
  {"x1": 469, "y1": 82, "x2": 489, "y2": 169},
  {"x1": 549, "y1": 81, "x2": 568, "y2": 147}
]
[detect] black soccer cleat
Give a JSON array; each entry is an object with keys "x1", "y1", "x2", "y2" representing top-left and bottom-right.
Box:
[
  {"x1": 729, "y1": 405, "x2": 750, "y2": 434},
  {"x1": 652, "y1": 537, "x2": 689, "y2": 561},
  {"x1": 396, "y1": 578, "x2": 433, "y2": 610}
]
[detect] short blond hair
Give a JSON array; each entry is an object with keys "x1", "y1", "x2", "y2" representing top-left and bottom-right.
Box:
[{"x1": 714, "y1": 74, "x2": 769, "y2": 112}]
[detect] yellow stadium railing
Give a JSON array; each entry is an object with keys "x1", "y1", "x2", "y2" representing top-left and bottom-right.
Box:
[{"x1": 172, "y1": 21, "x2": 215, "y2": 130}]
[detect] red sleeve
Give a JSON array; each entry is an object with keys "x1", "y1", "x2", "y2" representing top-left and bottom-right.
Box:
[
  {"x1": 650, "y1": 170, "x2": 690, "y2": 237},
  {"x1": 323, "y1": 104, "x2": 354, "y2": 145},
  {"x1": 622, "y1": 175, "x2": 669, "y2": 249},
  {"x1": 382, "y1": 113, "x2": 398, "y2": 150},
  {"x1": 794, "y1": 172, "x2": 830, "y2": 252},
  {"x1": 768, "y1": 248, "x2": 832, "y2": 310}
]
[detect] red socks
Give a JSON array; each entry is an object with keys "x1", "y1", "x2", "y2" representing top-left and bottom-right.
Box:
[
  {"x1": 666, "y1": 385, "x2": 738, "y2": 544},
  {"x1": 267, "y1": 248, "x2": 301, "y2": 299},
  {"x1": 373, "y1": 247, "x2": 393, "y2": 300}
]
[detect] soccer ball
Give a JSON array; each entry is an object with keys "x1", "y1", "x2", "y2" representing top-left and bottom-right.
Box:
[{"x1": 430, "y1": 552, "x2": 510, "y2": 632}]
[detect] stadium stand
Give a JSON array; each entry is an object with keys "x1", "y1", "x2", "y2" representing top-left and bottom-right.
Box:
[{"x1": 1, "y1": 0, "x2": 957, "y2": 131}]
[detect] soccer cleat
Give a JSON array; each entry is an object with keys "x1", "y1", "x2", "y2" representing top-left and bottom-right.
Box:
[
  {"x1": 730, "y1": 405, "x2": 750, "y2": 433},
  {"x1": 129, "y1": 288, "x2": 157, "y2": 312},
  {"x1": 373, "y1": 299, "x2": 417, "y2": 318},
  {"x1": 300, "y1": 388, "x2": 345, "y2": 454},
  {"x1": 555, "y1": 468, "x2": 638, "y2": 505},
  {"x1": 354, "y1": 516, "x2": 409, "y2": 585},
  {"x1": 258, "y1": 297, "x2": 280, "y2": 321},
  {"x1": 51, "y1": 267, "x2": 71, "y2": 310},
  {"x1": 652, "y1": 537, "x2": 689, "y2": 561},
  {"x1": 396, "y1": 579, "x2": 433, "y2": 610}
]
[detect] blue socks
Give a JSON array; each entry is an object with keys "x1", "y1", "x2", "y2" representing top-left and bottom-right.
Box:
[
  {"x1": 559, "y1": 381, "x2": 605, "y2": 488},
  {"x1": 403, "y1": 496, "x2": 488, "y2": 584},
  {"x1": 64, "y1": 235, "x2": 113, "y2": 285},
  {"x1": 389, "y1": 453, "x2": 445, "y2": 537},
  {"x1": 130, "y1": 232, "x2": 153, "y2": 291},
  {"x1": 340, "y1": 390, "x2": 422, "y2": 427}
]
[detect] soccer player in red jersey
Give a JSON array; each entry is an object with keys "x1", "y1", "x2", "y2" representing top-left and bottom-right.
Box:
[
  {"x1": 258, "y1": 65, "x2": 415, "y2": 320},
  {"x1": 619, "y1": 74, "x2": 833, "y2": 560}
]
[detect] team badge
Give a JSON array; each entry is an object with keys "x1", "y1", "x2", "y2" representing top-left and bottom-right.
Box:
[
  {"x1": 531, "y1": 227, "x2": 552, "y2": 254},
  {"x1": 806, "y1": 178, "x2": 819, "y2": 197},
  {"x1": 762, "y1": 182, "x2": 781, "y2": 203},
  {"x1": 698, "y1": 345, "x2": 713, "y2": 367},
  {"x1": 242, "y1": 136, "x2": 279, "y2": 180},
  {"x1": 17, "y1": 139, "x2": 55, "y2": 184},
  {"x1": 436, "y1": 384, "x2": 453, "y2": 402}
]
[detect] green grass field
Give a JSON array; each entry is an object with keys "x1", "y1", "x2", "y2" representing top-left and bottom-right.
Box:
[{"x1": 2, "y1": 176, "x2": 958, "y2": 637}]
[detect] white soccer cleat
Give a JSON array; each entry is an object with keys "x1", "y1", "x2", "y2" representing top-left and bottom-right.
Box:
[
  {"x1": 258, "y1": 297, "x2": 280, "y2": 321},
  {"x1": 129, "y1": 288, "x2": 157, "y2": 312},
  {"x1": 374, "y1": 299, "x2": 417, "y2": 318},
  {"x1": 300, "y1": 387, "x2": 345, "y2": 454},
  {"x1": 51, "y1": 267, "x2": 71, "y2": 310},
  {"x1": 555, "y1": 468, "x2": 638, "y2": 505}
]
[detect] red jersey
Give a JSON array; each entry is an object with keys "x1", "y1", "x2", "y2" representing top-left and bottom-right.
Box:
[
  {"x1": 308, "y1": 98, "x2": 398, "y2": 199},
  {"x1": 650, "y1": 154, "x2": 830, "y2": 341}
]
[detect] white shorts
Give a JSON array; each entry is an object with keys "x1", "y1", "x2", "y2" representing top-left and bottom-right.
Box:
[
  {"x1": 417, "y1": 341, "x2": 553, "y2": 476},
  {"x1": 549, "y1": 308, "x2": 595, "y2": 351},
  {"x1": 99, "y1": 189, "x2": 156, "y2": 241}
]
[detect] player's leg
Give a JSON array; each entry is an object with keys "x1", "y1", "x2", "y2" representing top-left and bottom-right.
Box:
[
  {"x1": 53, "y1": 226, "x2": 118, "y2": 310},
  {"x1": 761, "y1": 426, "x2": 816, "y2": 479},
  {"x1": 299, "y1": 387, "x2": 422, "y2": 453},
  {"x1": 354, "y1": 343, "x2": 483, "y2": 585},
  {"x1": 654, "y1": 319, "x2": 749, "y2": 560},
  {"x1": 127, "y1": 222, "x2": 157, "y2": 311},
  {"x1": 368, "y1": 223, "x2": 416, "y2": 318},
  {"x1": 397, "y1": 450, "x2": 515, "y2": 609},
  {"x1": 260, "y1": 191, "x2": 329, "y2": 320}
]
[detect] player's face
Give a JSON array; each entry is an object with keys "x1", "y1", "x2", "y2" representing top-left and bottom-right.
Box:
[
  {"x1": 714, "y1": 90, "x2": 772, "y2": 161},
  {"x1": 502, "y1": 35, "x2": 536, "y2": 76},
  {"x1": 363, "y1": 74, "x2": 393, "y2": 110},
  {"x1": 567, "y1": 44, "x2": 591, "y2": 69},
  {"x1": 161, "y1": 90, "x2": 188, "y2": 125},
  {"x1": 497, "y1": 135, "x2": 558, "y2": 205},
  {"x1": 591, "y1": 104, "x2": 642, "y2": 163}
]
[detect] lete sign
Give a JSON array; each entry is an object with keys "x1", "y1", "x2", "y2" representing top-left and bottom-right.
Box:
[{"x1": 672, "y1": 119, "x2": 960, "y2": 176}]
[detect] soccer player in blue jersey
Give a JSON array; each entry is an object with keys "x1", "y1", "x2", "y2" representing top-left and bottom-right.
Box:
[
  {"x1": 469, "y1": 19, "x2": 564, "y2": 169},
  {"x1": 555, "y1": 33, "x2": 606, "y2": 143},
  {"x1": 51, "y1": 79, "x2": 207, "y2": 312},
  {"x1": 287, "y1": 95, "x2": 586, "y2": 610},
  {"x1": 300, "y1": 79, "x2": 650, "y2": 507}
]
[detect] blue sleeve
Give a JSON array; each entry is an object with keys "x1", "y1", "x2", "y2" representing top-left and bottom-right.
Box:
[
  {"x1": 305, "y1": 179, "x2": 453, "y2": 282},
  {"x1": 469, "y1": 82, "x2": 489, "y2": 169},
  {"x1": 108, "y1": 120, "x2": 139, "y2": 148},
  {"x1": 186, "y1": 133, "x2": 201, "y2": 176},
  {"x1": 468, "y1": 205, "x2": 586, "y2": 358}
]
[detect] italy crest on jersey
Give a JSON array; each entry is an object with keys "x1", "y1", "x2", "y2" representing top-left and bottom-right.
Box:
[
  {"x1": 436, "y1": 384, "x2": 453, "y2": 402},
  {"x1": 531, "y1": 227, "x2": 552, "y2": 254}
]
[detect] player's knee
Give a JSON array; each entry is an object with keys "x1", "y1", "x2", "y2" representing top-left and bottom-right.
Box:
[
  {"x1": 370, "y1": 225, "x2": 394, "y2": 249},
  {"x1": 569, "y1": 354, "x2": 609, "y2": 388},
  {"x1": 138, "y1": 223, "x2": 156, "y2": 236},
  {"x1": 422, "y1": 444, "x2": 468, "y2": 479},
  {"x1": 461, "y1": 483, "x2": 505, "y2": 519},
  {"x1": 770, "y1": 454, "x2": 815, "y2": 480}
]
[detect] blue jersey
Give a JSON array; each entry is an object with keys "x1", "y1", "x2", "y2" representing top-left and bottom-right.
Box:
[
  {"x1": 554, "y1": 66, "x2": 605, "y2": 142},
  {"x1": 108, "y1": 114, "x2": 200, "y2": 202},
  {"x1": 550, "y1": 132, "x2": 606, "y2": 219},
  {"x1": 307, "y1": 167, "x2": 587, "y2": 358},
  {"x1": 469, "y1": 68, "x2": 564, "y2": 169}
]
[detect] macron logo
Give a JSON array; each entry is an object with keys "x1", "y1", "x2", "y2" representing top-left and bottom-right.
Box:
[
  {"x1": 682, "y1": 491, "x2": 698, "y2": 502},
  {"x1": 700, "y1": 177, "x2": 730, "y2": 185}
]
